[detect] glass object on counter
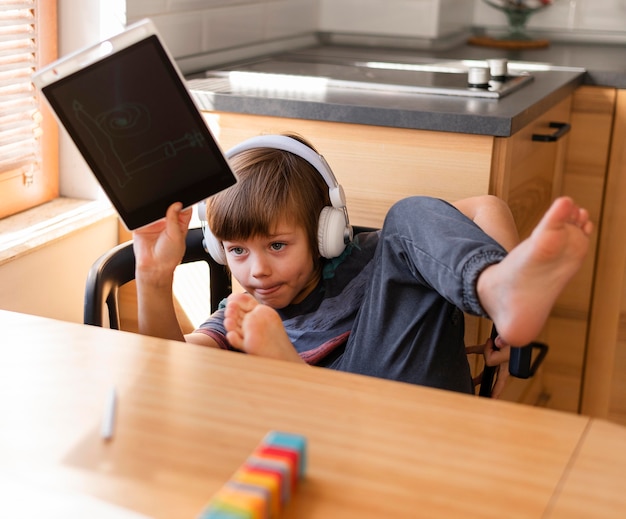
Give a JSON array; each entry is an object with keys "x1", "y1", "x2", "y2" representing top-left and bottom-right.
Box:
[{"x1": 471, "y1": 0, "x2": 552, "y2": 49}]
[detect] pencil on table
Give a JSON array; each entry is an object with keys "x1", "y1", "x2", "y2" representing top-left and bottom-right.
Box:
[{"x1": 101, "y1": 386, "x2": 117, "y2": 441}]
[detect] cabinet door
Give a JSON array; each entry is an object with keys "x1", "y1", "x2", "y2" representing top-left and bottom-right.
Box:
[
  {"x1": 553, "y1": 87, "x2": 615, "y2": 413},
  {"x1": 583, "y1": 89, "x2": 626, "y2": 424},
  {"x1": 491, "y1": 96, "x2": 574, "y2": 406}
]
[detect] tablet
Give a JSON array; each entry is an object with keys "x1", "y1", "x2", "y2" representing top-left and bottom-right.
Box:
[{"x1": 33, "y1": 19, "x2": 236, "y2": 230}]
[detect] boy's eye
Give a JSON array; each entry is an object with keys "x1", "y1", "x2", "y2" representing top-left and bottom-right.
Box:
[
  {"x1": 270, "y1": 242, "x2": 286, "y2": 251},
  {"x1": 228, "y1": 246, "x2": 246, "y2": 256}
]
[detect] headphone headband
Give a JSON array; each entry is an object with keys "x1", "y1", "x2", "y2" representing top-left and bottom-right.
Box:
[{"x1": 225, "y1": 134, "x2": 341, "y2": 193}]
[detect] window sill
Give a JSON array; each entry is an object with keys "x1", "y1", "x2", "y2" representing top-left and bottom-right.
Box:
[{"x1": 0, "y1": 198, "x2": 117, "y2": 267}]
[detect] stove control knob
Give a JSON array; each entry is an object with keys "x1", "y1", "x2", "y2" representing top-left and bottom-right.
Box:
[
  {"x1": 488, "y1": 58, "x2": 508, "y2": 81},
  {"x1": 467, "y1": 67, "x2": 490, "y2": 88}
]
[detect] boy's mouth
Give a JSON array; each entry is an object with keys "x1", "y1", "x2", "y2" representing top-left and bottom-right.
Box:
[{"x1": 253, "y1": 284, "x2": 282, "y2": 298}]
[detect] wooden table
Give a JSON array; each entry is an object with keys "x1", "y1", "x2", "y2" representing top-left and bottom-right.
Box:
[{"x1": 1, "y1": 310, "x2": 624, "y2": 518}]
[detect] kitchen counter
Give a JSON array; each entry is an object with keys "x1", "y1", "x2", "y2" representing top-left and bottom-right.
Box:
[{"x1": 188, "y1": 39, "x2": 625, "y2": 137}]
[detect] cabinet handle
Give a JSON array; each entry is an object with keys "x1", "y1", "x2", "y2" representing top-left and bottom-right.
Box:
[{"x1": 532, "y1": 121, "x2": 571, "y2": 142}]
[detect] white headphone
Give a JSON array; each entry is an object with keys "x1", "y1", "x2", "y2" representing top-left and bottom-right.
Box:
[{"x1": 198, "y1": 135, "x2": 353, "y2": 265}]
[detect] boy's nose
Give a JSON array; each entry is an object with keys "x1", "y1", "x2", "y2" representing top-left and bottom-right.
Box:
[{"x1": 250, "y1": 254, "x2": 271, "y2": 278}]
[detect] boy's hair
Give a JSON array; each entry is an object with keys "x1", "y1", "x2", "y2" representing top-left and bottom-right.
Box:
[{"x1": 207, "y1": 133, "x2": 331, "y2": 262}]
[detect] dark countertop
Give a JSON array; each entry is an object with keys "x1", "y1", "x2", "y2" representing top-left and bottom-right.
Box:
[{"x1": 188, "y1": 40, "x2": 626, "y2": 137}]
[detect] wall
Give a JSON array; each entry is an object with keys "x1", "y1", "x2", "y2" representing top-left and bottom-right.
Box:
[
  {"x1": 318, "y1": 0, "x2": 474, "y2": 40},
  {"x1": 58, "y1": 0, "x2": 126, "y2": 201},
  {"x1": 319, "y1": 0, "x2": 440, "y2": 39},
  {"x1": 0, "y1": 216, "x2": 117, "y2": 323},
  {"x1": 126, "y1": 0, "x2": 319, "y2": 72}
]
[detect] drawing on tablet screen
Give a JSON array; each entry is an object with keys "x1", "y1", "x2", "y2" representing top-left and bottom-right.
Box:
[{"x1": 73, "y1": 100, "x2": 206, "y2": 187}]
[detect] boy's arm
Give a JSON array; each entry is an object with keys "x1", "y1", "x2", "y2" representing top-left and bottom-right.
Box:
[
  {"x1": 452, "y1": 195, "x2": 519, "y2": 252},
  {"x1": 133, "y1": 202, "x2": 217, "y2": 348},
  {"x1": 135, "y1": 270, "x2": 185, "y2": 341}
]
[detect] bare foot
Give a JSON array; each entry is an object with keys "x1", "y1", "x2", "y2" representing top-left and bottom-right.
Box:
[
  {"x1": 224, "y1": 293, "x2": 305, "y2": 363},
  {"x1": 477, "y1": 197, "x2": 593, "y2": 346}
]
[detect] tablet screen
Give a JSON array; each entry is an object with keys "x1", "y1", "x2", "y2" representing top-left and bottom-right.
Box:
[{"x1": 41, "y1": 34, "x2": 236, "y2": 229}]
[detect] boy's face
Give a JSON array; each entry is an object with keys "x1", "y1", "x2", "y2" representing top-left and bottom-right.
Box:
[{"x1": 222, "y1": 218, "x2": 319, "y2": 309}]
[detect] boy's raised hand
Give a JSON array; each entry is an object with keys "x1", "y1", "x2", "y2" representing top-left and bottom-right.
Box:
[{"x1": 133, "y1": 202, "x2": 193, "y2": 279}]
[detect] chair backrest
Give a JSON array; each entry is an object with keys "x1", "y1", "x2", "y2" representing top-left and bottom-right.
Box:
[{"x1": 84, "y1": 227, "x2": 231, "y2": 329}]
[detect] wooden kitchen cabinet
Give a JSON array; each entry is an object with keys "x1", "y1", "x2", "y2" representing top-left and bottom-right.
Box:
[{"x1": 497, "y1": 87, "x2": 614, "y2": 411}]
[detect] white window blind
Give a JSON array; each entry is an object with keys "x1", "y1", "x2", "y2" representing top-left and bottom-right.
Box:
[{"x1": 0, "y1": 0, "x2": 40, "y2": 180}]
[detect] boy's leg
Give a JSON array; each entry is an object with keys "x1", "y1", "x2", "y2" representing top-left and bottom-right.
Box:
[
  {"x1": 476, "y1": 196, "x2": 592, "y2": 346},
  {"x1": 333, "y1": 196, "x2": 505, "y2": 393},
  {"x1": 333, "y1": 196, "x2": 592, "y2": 391},
  {"x1": 223, "y1": 292, "x2": 305, "y2": 363}
]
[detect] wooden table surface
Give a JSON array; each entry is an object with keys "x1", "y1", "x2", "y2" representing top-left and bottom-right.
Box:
[{"x1": 1, "y1": 310, "x2": 624, "y2": 518}]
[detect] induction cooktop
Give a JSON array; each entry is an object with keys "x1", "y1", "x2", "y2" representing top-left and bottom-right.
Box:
[{"x1": 204, "y1": 54, "x2": 535, "y2": 99}]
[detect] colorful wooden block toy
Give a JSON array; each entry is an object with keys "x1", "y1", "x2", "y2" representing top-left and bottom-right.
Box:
[{"x1": 199, "y1": 431, "x2": 307, "y2": 519}]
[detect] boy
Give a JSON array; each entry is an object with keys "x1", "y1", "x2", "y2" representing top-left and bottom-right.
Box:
[{"x1": 134, "y1": 134, "x2": 592, "y2": 396}]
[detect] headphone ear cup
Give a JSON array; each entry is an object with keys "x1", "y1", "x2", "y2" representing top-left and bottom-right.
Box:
[
  {"x1": 202, "y1": 225, "x2": 227, "y2": 265},
  {"x1": 318, "y1": 206, "x2": 349, "y2": 259}
]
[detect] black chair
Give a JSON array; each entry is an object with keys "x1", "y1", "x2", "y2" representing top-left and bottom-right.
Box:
[{"x1": 84, "y1": 227, "x2": 231, "y2": 329}]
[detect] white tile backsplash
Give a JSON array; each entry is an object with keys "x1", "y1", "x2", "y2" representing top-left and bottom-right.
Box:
[
  {"x1": 124, "y1": 0, "x2": 626, "y2": 65},
  {"x1": 202, "y1": 3, "x2": 266, "y2": 51},
  {"x1": 168, "y1": 0, "x2": 259, "y2": 10},
  {"x1": 438, "y1": 0, "x2": 475, "y2": 36},
  {"x1": 126, "y1": 0, "x2": 168, "y2": 19},
  {"x1": 319, "y1": 0, "x2": 439, "y2": 38},
  {"x1": 127, "y1": 0, "x2": 318, "y2": 61},
  {"x1": 575, "y1": 0, "x2": 626, "y2": 31},
  {"x1": 267, "y1": 0, "x2": 319, "y2": 40}
]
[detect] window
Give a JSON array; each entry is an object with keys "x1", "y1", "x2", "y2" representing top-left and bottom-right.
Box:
[{"x1": 0, "y1": 0, "x2": 58, "y2": 219}]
